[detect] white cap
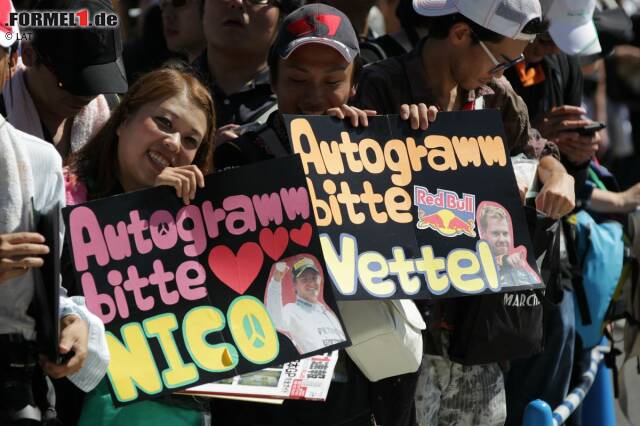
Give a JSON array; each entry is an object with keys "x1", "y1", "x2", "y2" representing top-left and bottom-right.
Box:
[
  {"x1": 413, "y1": 0, "x2": 542, "y2": 41},
  {"x1": 542, "y1": 0, "x2": 602, "y2": 55},
  {"x1": 0, "y1": 0, "x2": 18, "y2": 49}
]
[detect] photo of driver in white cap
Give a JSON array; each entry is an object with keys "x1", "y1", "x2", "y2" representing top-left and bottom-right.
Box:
[{"x1": 265, "y1": 256, "x2": 346, "y2": 355}]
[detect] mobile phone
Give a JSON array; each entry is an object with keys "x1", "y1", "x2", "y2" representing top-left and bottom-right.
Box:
[
  {"x1": 233, "y1": 121, "x2": 263, "y2": 136},
  {"x1": 564, "y1": 122, "x2": 606, "y2": 136}
]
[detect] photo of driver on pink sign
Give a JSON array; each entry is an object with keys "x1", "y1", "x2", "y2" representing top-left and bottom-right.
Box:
[
  {"x1": 477, "y1": 201, "x2": 541, "y2": 288},
  {"x1": 265, "y1": 255, "x2": 346, "y2": 355}
]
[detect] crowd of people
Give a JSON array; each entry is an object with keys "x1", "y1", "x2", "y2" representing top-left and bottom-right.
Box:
[{"x1": 1, "y1": 0, "x2": 640, "y2": 425}]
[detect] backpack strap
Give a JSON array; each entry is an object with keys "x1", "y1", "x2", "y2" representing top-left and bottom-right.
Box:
[
  {"x1": 603, "y1": 327, "x2": 623, "y2": 398},
  {"x1": 563, "y1": 219, "x2": 593, "y2": 324},
  {"x1": 534, "y1": 219, "x2": 562, "y2": 308}
]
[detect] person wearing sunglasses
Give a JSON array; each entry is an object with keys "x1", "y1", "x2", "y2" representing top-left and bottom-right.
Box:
[
  {"x1": 354, "y1": 0, "x2": 577, "y2": 425},
  {"x1": 160, "y1": 0, "x2": 206, "y2": 62},
  {"x1": 475, "y1": 35, "x2": 525, "y2": 76}
]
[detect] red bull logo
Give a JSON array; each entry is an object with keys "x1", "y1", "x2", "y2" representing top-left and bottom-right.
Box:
[{"x1": 414, "y1": 186, "x2": 476, "y2": 238}]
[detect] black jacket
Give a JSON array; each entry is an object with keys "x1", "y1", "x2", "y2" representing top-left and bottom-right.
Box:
[{"x1": 505, "y1": 53, "x2": 589, "y2": 191}]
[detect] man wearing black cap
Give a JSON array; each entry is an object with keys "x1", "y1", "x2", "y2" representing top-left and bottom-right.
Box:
[
  {"x1": 1, "y1": 0, "x2": 127, "y2": 160},
  {"x1": 266, "y1": 257, "x2": 346, "y2": 355}
]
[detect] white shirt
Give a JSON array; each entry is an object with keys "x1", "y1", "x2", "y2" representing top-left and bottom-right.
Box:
[
  {"x1": 266, "y1": 278, "x2": 346, "y2": 354},
  {"x1": 0, "y1": 117, "x2": 109, "y2": 392}
]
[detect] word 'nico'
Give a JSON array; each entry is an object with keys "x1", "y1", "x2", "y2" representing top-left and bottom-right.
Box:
[{"x1": 107, "y1": 297, "x2": 279, "y2": 402}]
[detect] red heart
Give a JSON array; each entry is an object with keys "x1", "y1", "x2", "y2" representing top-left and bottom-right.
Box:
[
  {"x1": 290, "y1": 223, "x2": 312, "y2": 247},
  {"x1": 259, "y1": 227, "x2": 289, "y2": 261},
  {"x1": 208, "y1": 242, "x2": 264, "y2": 295}
]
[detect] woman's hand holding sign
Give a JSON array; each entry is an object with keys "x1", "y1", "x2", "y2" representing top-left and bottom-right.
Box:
[{"x1": 154, "y1": 165, "x2": 205, "y2": 206}]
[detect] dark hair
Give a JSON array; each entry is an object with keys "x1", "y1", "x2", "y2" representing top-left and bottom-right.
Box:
[
  {"x1": 426, "y1": 13, "x2": 548, "y2": 43},
  {"x1": 396, "y1": 0, "x2": 431, "y2": 30},
  {"x1": 426, "y1": 13, "x2": 504, "y2": 42},
  {"x1": 67, "y1": 66, "x2": 215, "y2": 200},
  {"x1": 268, "y1": 48, "x2": 364, "y2": 89},
  {"x1": 276, "y1": 0, "x2": 304, "y2": 16}
]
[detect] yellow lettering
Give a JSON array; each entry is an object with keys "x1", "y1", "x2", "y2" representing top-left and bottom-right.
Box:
[
  {"x1": 406, "y1": 137, "x2": 427, "y2": 172},
  {"x1": 323, "y1": 179, "x2": 343, "y2": 225},
  {"x1": 144, "y1": 314, "x2": 198, "y2": 389},
  {"x1": 385, "y1": 187, "x2": 412, "y2": 223},
  {"x1": 289, "y1": 118, "x2": 327, "y2": 174},
  {"x1": 320, "y1": 233, "x2": 358, "y2": 295},
  {"x1": 415, "y1": 246, "x2": 449, "y2": 294},
  {"x1": 339, "y1": 132, "x2": 363, "y2": 172},
  {"x1": 452, "y1": 136, "x2": 482, "y2": 167},
  {"x1": 389, "y1": 247, "x2": 420, "y2": 295},
  {"x1": 336, "y1": 182, "x2": 366, "y2": 225},
  {"x1": 425, "y1": 135, "x2": 458, "y2": 171},
  {"x1": 358, "y1": 251, "x2": 396, "y2": 297},
  {"x1": 359, "y1": 138, "x2": 385, "y2": 174},
  {"x1": 306, "y1": 177, "x2": 332, "y2": 227},
  {"x1": 447, "y1": 249, "x2": 485, "y2": 293},
  {"x1": 106, "y1": 324, "x2": 163, "y2": 402},
  {"x1": 183, "y1": 306, "x2": 238, "y2": 372},
  {"x1": 478, "y1": 136, "x2": 507, "y2": 166},
  {"x1": 361, "y1": 181, "x2": 388, "y2": 224},
  {"x1": 319, "y1": 140, "x2": 345, "y2": 174},
  {"x1": 384, "y1": 139, "x2": 413, "y2": 186}
]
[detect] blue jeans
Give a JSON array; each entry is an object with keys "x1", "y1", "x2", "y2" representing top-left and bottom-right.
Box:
[{"x1": 505, "y1": 288, "x2": 576, "y2": 426}]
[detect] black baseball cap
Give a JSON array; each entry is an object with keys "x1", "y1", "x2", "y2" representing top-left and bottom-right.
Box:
[
  {"x1": 272, "y1": 3, "x2": 360, "y2": 64},
  {"x1": 31, "y1": 0, "x2": 128, "y2": 96}
]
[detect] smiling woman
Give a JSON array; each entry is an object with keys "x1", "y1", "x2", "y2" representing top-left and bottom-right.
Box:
[
  {"x1": 62, "y1": 66, "x2": 216, "y2": 426},
  {"x1": 66, "y1": 66, "x2": 215, "y2": 203}
]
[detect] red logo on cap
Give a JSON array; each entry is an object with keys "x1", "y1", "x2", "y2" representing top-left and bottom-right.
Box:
[{"x1": 287, "y1": 14, "x2": 341, "y2": 38}]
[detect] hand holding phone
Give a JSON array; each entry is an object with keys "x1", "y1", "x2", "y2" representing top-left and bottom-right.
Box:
[{"x1": 562, "y1": 121, "x2": 606, "y2": 136}]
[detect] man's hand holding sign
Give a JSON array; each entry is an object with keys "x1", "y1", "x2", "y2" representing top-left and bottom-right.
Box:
[
  {"x1": 285, "y1": 110, "x2": 549, "y2": 300},
  {"x1": 400, "y1": 103, "x2": 575, "y2": 219}
]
